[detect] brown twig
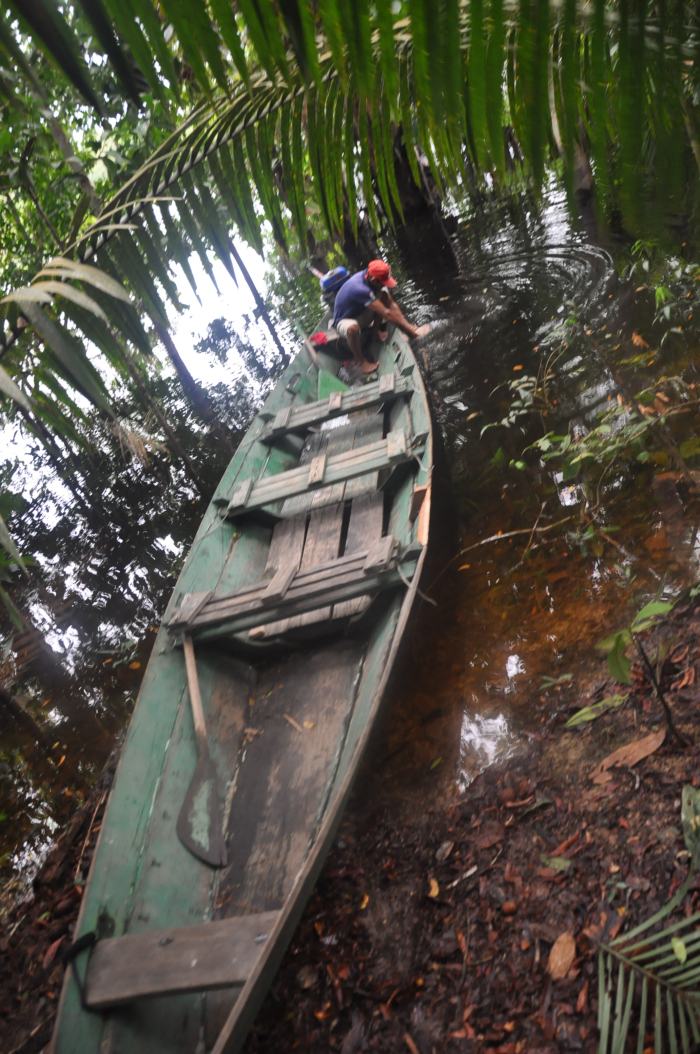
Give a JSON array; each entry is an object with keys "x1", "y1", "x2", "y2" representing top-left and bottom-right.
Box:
[
  {"x1": 425, "y1": 516, "x2": 573, "y2": 593},
  {"x1": 513, "y1": 501, "x2": 546, "y2": 570},
  {"x1": 74, "y1": 789, "x2": 108, "y2": 881},
  {"x1": 632, "y1": 634, "x2": 688, "y2": 747}
]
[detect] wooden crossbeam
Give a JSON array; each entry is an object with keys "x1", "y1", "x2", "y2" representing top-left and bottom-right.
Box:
[
  {"x1": 168, "y1": 543, "x2": 422, "y2": 643},
  {"x1": 225, "y1": 430, "x2": 417, "y2": 519},
  {"x1": 258, "y1": 373, "x2": 412, "y2": 442},
  {"x1": 84, "y1": 911, "x2": 281, "y2": 1009}
]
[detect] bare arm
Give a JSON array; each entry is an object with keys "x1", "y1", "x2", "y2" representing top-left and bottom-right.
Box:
[{"x1": 368, "y1": 297, "x2": 422, "y2": 339}]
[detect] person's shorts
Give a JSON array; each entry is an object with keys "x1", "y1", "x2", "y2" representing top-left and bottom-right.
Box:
[{"x1": 335, "y1": 307, "x2": 375, "y2": 339}]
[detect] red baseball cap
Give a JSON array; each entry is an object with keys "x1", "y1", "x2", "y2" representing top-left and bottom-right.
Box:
[{"x1": 366, "y1": 259, "x2": 397, "y2": 288}]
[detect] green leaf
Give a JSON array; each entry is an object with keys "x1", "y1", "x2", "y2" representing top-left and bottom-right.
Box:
[
  {"x1": 28, "y1": 281, "x2": 109, "y2": 322},
  {"x1": 9, "y1": 0, "x2": 103, "y2": 112},
  {"x1": 681, "y1": 786, "x2": 700, "y2": 867},
  {"x1": 672, "y1": 936, "x2": 687, "y2": 965},
  {"x1": 541, "y1": 853, "x2": 571, "y2": 871},
  {"x1": 467, "y1": 0, "x2": 488, "y2": 168},
  {"x1": 208, "y1": 0, "x2": 250, "y2": 88},
  {"x1": 36, "y1": 258, "x2": 131, "y2": 303},
  {"x1": 0, "y1": 514, "x2": 27, "y2": 576},
  {"x1": 19, "y1": 302, "x2": 115, "y2": 418},
  {"x1": 0, "y1": 363, "x2": 33, "y2": 412},
  {"x1": 485, "y1": 0, "x2": 505, "y2": 176},
  {"x1": 101, "y1": 0, "x2": 176, "y2": 102},
  {"x1": 631, "y1": 601, "x2": 673, "y2": 631},
  {"x1": 0, "y1": 584, "x2": 24, "y2": 631},
  {"x1": 430, "y1": 756, "x2": 442, "y2": 770},
  {"x1": 680, "y1": 437, "x2": 700, "y2": 460},
  {"x1": 565, "y1": 694, "x2": 628, "y2": 728},
  {"x1": 607, "y1": 631, "x2": 632, "y2": 685}
]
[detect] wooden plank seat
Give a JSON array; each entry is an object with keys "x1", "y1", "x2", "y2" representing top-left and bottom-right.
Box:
[
  {"x1": 168, "y1": 538, "x2": 422, "y2": 644},
  {"x1": 258, "y1": 373, "x2": 412, "y2": 443},
  {"x1": 223, "y1": 428, "x2": 421, "y2": 520},
  {"x1": 83, "y1": 911, "x2": 281, "y2": 1010},
  {"x1": 251, "y1": 491, "x2": 386, "y2": 640}
]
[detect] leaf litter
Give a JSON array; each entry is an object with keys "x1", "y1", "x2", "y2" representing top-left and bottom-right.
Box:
[
  {"x1": 241, "y1": 591, "x2": 700, "y2": 1054},
  {"x1": 3, "y1": 581, "x2": 700, "y2": 1054}
]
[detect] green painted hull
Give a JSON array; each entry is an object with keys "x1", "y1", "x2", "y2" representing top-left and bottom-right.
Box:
[{"x1": 51, "y1": 327, "x2": 432, "y2": 1054}]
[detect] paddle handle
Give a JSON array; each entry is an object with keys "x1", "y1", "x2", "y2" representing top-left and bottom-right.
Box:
[{"x1": 183, "y1": 635, "x2": 208, "y2": 754}]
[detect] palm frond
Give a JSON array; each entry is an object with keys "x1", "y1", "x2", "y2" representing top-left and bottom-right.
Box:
[{"x1": 598, "y1": 786, "x2": 700, "y2": 1054}]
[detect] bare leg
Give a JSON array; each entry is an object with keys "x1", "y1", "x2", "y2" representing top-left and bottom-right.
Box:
[{"x1": 345, "y1": 322, "x2": 378, "y2": 374}]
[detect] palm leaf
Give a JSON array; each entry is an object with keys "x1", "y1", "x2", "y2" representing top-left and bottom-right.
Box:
[
  {"x1": 8, "y1": 0, "x2": 104, "y2": 111},
  {"x1": 598, "y1": 786, "x2": 700, "y2": 1054},
  {"x1": 0, "y1": 513, "x2": 27, "y2": 576},
  {"x1": 19, "y1": 302, "x2": 115, "y2": 418}
]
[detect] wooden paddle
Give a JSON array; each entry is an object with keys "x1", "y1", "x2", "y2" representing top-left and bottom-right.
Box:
[{"x1": 176, "y1": 635, "x2": 228, "y2": 868}]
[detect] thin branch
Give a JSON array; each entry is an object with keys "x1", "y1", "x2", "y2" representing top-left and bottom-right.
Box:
[
  {"x1": 425, "y1": 516, "x2": 573, "y2": 593},
  {"x1": 512, "y1": 501, "x2": 546, "y2": 570},
  {"x1": 632, "y1": 634, "x2": 688, "y2": 748}
]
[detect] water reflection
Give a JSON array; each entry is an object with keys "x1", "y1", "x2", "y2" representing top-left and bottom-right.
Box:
[
  {"x1": 458, "y1": 709, "x2": 519, "y2": 790},
  {"x1": 4, "y1": 181, "x2": 700, "y2": 883},
  {"x1": 367, "y1": 185, "x2": 700, "y2": 806}
]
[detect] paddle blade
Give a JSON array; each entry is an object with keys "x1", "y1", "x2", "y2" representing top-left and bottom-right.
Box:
[{"x1": 176, "y1": 750, "x2": 228, "y2": 868}]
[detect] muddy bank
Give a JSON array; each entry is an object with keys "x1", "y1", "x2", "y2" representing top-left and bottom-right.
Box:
[
  {"x1": 2, "y1": 593, "x2": 700, "y2": 1054},
  {"x1": 243, "y1": 594, "x2": 700, "y2": 1053},
  {"x1": 0, "y1": 756, "x2": 116, "y2": 1054}
]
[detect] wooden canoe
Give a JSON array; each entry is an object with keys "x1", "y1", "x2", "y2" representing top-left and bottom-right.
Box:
[{"x1": 51, "y1": 322, "x2": 432, "y2": 1054}]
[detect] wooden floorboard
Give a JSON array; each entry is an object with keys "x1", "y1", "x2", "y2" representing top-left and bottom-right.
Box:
[{"x1": 215, "y1": 641, "x2": 363, "y2": 916}]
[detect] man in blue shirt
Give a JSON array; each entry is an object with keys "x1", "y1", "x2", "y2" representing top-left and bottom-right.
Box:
[{"x1": 333, "y1": 259, "x2": 429, "y2": 373}]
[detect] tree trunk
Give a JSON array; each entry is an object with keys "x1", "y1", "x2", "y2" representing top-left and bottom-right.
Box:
[
  {"x1": 152, "y1": 322, "x2": 233, "y2": 455},
  {"x1": 227, "y1": 239, "x2": 290, "y2": 367}
]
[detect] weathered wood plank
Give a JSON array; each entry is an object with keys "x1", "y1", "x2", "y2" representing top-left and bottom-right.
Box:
[
  {"x1": 343, "y1": 415, "x2": 384, "y2": 500},
  {"x1": 85, "y1": 911, "x2": 281, "y2": 1009},
  {"x1": 226, "y1": 430, "x2": 419, "y2": 518},
  {"x1": 258, "y1": 374, "x2": 412, "y2": 442},
  {"x1": 215, "y1": 642, "x2": 364, "y2": 916},
  {"x1": 264, "y1": 514, "x2": 307, "y2": 578},
  {"x1": 192, "y1": 559, "x2": 419, "y2": 643}
]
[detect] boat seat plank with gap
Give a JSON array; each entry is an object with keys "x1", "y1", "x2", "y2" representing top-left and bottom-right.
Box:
[{"x1": 258, "y1": 371, "x2": 411, "y2": 442}]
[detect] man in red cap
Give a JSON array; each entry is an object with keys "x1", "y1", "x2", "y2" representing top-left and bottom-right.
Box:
[{"x1": 332, "y1": 259, "x2": 429, "y2": 373}]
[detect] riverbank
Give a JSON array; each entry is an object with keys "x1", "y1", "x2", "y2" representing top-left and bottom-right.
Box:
[
  {"x1": 1, "y1": 595, "x2": 698, "y2": 1054},
  {"x1": 244, "y1": 592, "x2": 700, "y2": 1054}
]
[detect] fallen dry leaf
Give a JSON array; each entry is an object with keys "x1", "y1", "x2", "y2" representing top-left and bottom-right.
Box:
[
  {"x1": 591, "y1": 728, "x2": 665, "y2": 784},
  {"x1": 297, "y1": 964, "x2": 317, "y2": 989},
  {"x1": 476, "y1": 822, "x2": 504, "y2": 849},
  {"x1": 548, "y1": 931, "x2": 576, "y2": 980},
  {"x1": 428, "y1": 878, "x2": 439, "y2": 898},
  {"x1": 577, "y1": 978, "x2": 589, "y2": 1013},
  {"x1": 42, "y1": 937, "x2": 63, "y2": 972},
  {"x1": 676, "y1": 667, "x2": 695, "y2": 689},
  {"x1": 435, "y1": 840, "x2": 454, "y2": 862},
  {"x1": 632, "y1": 331, "x2": 650, "y2": 348},
  {"x1": 360, "y1": 893, "x2": 369, "y2": 909}
]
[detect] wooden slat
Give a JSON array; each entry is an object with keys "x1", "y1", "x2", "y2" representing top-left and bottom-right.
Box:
[
  {"x1": 190, "y1": 558, "x2": 420, "y2": 643},
  {"x1": 264, "y1": 514, "x2": 307, "y2": 577},
  {"x1": 257, "y1": 375, "x2": 412, "y2": 443},
  {"x1": 332, "y1": 492, "x2": 384, "y2": 621},
  {"x1": 226, "y1": 430, "x2": 418, "y2": 520},
  {"x1": 84, "y1": 911, "x2": 281, "y2": 1009},
  {"x1": 344, "y1": 416, "x2": 384, "y2": 500},
  {"x1": 250, "y1": 422, "x2": 354, "y2": 639}
]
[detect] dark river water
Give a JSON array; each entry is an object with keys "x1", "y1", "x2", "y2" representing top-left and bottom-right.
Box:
[{"x1": 2, "y1": 184, "x2": 699, "y2": 896}]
